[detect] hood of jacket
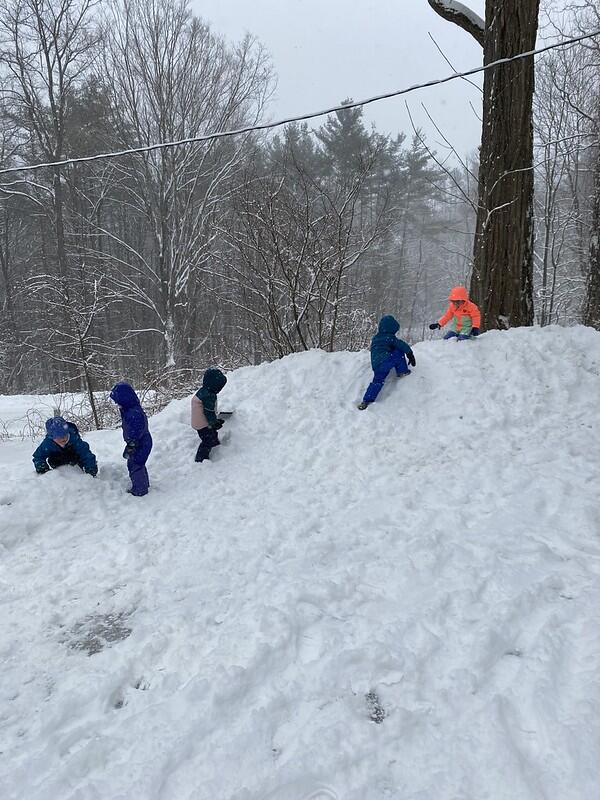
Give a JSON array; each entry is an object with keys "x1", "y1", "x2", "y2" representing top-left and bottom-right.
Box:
[
  {"x1": 377, "y1": 315, "x2": 400, "y2": 335},
  {"x1": 110, "y1": 382, "x2": 141, "y2": 409},
  {"x1": 448, "y1": 286, "x2": 469, "y2": 302},
  {"x1": 202, "y1": 368, "x2": 227, "y2": 393}
]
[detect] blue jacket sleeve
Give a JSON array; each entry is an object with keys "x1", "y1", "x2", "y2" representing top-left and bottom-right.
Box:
[
  {"x1": 394, "y1": 337, "x2": 413, "y2": 357},
  {"x1": 71, "y1": 434, "x2": 98, "y2": 475},
  {"x1": 32, "y1": 440, "x2": 51, "y2": 473}
]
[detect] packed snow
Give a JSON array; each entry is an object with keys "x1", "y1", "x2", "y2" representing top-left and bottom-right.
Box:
[{"x1": 1, "y1": 326, "x2": 599, "y2": 800}]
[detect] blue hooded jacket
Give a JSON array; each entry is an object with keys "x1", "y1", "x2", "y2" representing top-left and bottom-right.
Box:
[
  {"x1": 110, "y1": 382, "x2": 152, "y2": 457},
  {"x1": 370, "y1": 315, "x2": 413, "y2": 370},
  {"x1": 195, "y1": 368, "x2": 227, "y2": 426},
  {"x1": 32, "y1": 421, "x2": 98, "y2": 475}
]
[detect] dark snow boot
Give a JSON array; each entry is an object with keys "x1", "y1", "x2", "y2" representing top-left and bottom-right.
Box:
[{"x1": 357, "y1": 402, "x2": 371, "y2": 410}]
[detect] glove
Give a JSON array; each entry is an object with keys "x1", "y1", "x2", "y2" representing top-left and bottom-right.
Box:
[
  {"x1": 407, "y1": 351, "x2": 416, "y2": 367},
  {"x1": 471, "y1": 327, "x2": 480, "y2": 337},
  {"x1": 211, "y1": 419, "x2": 224, "y2": 431},
  {"x1": 123, "y1": 442, "x2": 136, "y2": 458},
  {"x1": 429, "y1": 322, "x2": 440, "y2": 330}
]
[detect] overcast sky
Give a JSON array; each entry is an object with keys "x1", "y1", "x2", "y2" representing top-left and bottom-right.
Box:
[{"x1": 190, "y1": 0, "x2": 486, "y2": 159}]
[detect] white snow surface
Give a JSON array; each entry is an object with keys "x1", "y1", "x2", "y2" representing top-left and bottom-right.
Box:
[{"x1": 1, "y1": 326, "x2": 600, "y2": 800}]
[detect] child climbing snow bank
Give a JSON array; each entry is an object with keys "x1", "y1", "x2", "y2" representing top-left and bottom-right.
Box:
[
  {"x1": 358, "y1": 316, "x2": 415, "y2": 410},
  {"x1": 429, "y1": 286, "x2": 481, "y2": 340},
  {"x1": 191, "y1": 368, "x2": 228, "y2": 462}
]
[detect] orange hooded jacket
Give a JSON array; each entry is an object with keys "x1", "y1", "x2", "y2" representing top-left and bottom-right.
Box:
[{"x1": 438, "y1": 286, "x2": 481, "y2": 333}]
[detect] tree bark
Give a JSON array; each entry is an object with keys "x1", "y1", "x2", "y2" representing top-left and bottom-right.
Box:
[
  {"x1": 583, "y1": 143, "x2": 600, "y2": 328},
  {"x1": 427, "y1": 0, "x2": 539, "y2": 329}
]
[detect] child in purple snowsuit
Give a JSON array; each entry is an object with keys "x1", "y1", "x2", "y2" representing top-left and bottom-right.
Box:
[{"x1": 110, "y1": 382, "x2": 153, "y2": 496}]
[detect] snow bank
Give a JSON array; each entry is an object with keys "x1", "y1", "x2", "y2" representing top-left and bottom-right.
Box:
[{"x1": 1, "y1": 326, "x2": 600, "y2": 800}]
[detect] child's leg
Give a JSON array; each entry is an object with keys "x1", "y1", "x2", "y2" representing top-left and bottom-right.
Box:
[
  {"x1": 444, "y1": 330, "x2": 459, "y2": 340},
  {"x1": 195, "y1": 427, "x2": 219, "y2": 462},
  {"x1": 362, "y1": 360, "x2": 393, "y2": 404},
  {"x1": 392, "y1": 351, "x2": 410, "y2": 376},
  {"x1": 127, "y1": 457, "x2": 149, "y2": 496}
]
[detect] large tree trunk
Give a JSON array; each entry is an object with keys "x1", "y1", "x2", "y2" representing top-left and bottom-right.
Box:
[
  {"x1": 471, "y1": 0, "x2": 539, "y2": 329},
  {"x1": 583, "y1": 144, "x2": 600, "y2": 328},
  {"x1": 428, "y1": 0, "x2": 540, "y2": 329}
]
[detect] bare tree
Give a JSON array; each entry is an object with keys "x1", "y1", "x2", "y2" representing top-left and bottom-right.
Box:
[
  {"x1": 0, "y1": 0, "x2": 108, "y2": 419},
  {"x1": 218, "y1": 137, "x2": 393, "y2": 359},
  {"x1": 97, "y1": 0, "x2": 272, "y2": 371}
]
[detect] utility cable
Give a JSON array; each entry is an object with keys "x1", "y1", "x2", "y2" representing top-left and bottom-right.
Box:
[{"x1": 0, "y1": 28, "x2": 598, "y2": 177}]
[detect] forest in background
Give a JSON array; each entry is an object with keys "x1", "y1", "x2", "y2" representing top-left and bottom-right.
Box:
[{"x1": 0, "y1": 0, "x2": 598, "y2": 406}]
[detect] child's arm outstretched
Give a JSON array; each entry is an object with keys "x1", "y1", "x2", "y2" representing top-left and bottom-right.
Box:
[{"x1": 395, "y1": 337, "x2": 416, "y2": 366}]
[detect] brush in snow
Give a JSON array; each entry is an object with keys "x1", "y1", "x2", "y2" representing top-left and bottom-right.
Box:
[{"x1": 365, "y1": 690, "x2": 386, "y2": 724}]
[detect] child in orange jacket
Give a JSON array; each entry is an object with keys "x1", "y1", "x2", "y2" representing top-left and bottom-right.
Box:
[{"x1": 429, "y1": 286, "x2": 481, "y2": 340}]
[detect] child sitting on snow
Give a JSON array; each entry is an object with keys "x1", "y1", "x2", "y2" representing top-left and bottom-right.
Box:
[
  {"x1": 429, "y1": 286, "x2": 481, "y2": 340},
  {"x1": 110, "y1": 382, "x2": 153, "y2": 496},
  {"x1": 32, "y1": 416, "x2": 98, "y2": 476},
  {"x1": 358, "y1": 315, "x2": 416, "y2": 410},
  {"x1": 191, "y1": 368, "x2": 228, "y2": 462}
]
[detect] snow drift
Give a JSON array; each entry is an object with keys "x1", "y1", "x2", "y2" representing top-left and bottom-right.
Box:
[{"x1": 1, "y1": 326, "x2": 600, "y2": 800}]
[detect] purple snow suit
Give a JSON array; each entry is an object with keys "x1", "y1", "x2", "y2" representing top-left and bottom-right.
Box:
[{"x1": 110, "y1": 382, "x2": 153, "y2": 496}]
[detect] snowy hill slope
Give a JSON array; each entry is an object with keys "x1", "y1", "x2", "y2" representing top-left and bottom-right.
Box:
[{"x1": 1, "y1": 326, "x2": 600, "y2": 800}]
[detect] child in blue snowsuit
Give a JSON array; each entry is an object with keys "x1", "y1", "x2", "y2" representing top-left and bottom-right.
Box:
[
  {"x1": 358, "y1": 315, "x2": 416, "y2": 409},
  {"x1": 110, "y1": 382, "x2": 153, "y2": 496},
  {"x1": 32, "y1": 416, "x2": 98, "y2": 476}
]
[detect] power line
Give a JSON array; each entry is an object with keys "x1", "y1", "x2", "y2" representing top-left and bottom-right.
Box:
[{"x1": 0, "y1": 28, "x2": 599, "y2": 178}]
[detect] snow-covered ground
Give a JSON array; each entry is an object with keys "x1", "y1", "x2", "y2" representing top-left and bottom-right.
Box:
[{"x1": 1, "y1": 326, "x2": 599, "y2": 800}]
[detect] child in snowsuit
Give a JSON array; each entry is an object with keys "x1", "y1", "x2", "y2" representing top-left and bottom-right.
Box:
[
  {"x1": 110, "y1": 382, "x2": 153, "y2": 496},
  {"x1": 429, "y1": 286, "x2": 481, "y2": 340},
  {"x1": 191, "y1": 368, "x2": 227, "y2": 462},
  {"x1": 358, "y1": 315, "x2": 416, "y2": 410},
  {"x1": 32, "y1": 416, "x2": 98, "y2": 476}
]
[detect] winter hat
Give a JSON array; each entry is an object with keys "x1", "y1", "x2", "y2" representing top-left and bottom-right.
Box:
[
  {"x1": 448, "y1": 286, "x2": 469, "y2": 302},
  {"x1": 378, "y1": 315, "x2": 400, "y2": 335},
  {"x1": 202, "y1": 368, "x2": 227, "y2": 393},
  {"x1": 46, "y1": 416, "x2": 70, "y2": 439}
]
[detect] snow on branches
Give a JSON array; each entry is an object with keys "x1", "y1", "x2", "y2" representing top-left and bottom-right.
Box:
[{"x1": 427, "y1": 0, "x2": 485, "y2": 47}]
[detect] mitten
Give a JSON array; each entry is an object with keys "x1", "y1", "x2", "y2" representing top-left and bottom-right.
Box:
[
  {"x1": 429, "y1": 322, "x2": 440, "y2": 330},
  {"x1": 407, "y1": 351, "x2": 416, "y2": 367},
  {"x1": 471, "y1": 327, "x2": 480, "y2": 337},
  {"x1": 211, "y1": 419, "x2": 224, "y2": 431},
  {"x1": 123, "y1": 442, "x2": 136, "y2": 458}
]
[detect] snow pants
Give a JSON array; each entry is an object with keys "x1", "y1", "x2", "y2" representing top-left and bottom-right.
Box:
[
  {"x1": 127, "y1": 433, "x2": 152, "y2": 496},
  {"x1": 362, "y1": 351, "x2": 410, "y2": 404},
  {"x1": 444, "y1": 331, "x2": 473, "y2": 341},
  {"x1": 445, "y1": 315, "x2": 473, "y2": 339},
  {"x1": 195, "y1": 426, "x2": 220, "y2": 462}
]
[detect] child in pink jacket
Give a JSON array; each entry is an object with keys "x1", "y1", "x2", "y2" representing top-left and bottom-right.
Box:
[{"x1": 429, "y1": 286, "x2": 481, "y2": 340}]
